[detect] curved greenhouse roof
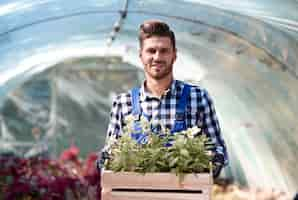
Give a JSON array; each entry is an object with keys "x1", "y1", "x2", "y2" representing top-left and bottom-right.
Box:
[{"x1": 0, "y1": 0, "x2": 298, "y2": 195}]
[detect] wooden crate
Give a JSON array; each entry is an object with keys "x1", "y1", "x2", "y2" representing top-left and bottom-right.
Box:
[{"x1": 101, "y1": 170, "x2": 213, "y2": 200}]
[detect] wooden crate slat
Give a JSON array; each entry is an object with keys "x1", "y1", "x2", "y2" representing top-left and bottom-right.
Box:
[
  {"x1": 102, "y1": 171, "x2": 212, "y2": 189},
  {"x1": 109, "y1": 191, "x2": 210, "y2": 200}
]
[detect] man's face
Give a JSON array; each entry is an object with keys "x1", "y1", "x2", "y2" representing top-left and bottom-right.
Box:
[{"x1": 139, "y1": 36, "x2": 176, "y2": 80}]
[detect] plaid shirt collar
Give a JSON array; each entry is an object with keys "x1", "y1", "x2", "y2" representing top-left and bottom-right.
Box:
[{"x1": 140, "y1": 79, "x2": 180, "y2": 101}]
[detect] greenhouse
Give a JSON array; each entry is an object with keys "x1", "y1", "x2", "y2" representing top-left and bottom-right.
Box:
[{"x1": 0, "y1": 0, "x2": 298, "y2": 199}]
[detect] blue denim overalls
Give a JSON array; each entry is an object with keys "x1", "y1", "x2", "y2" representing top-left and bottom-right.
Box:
[{"x1": 130, "y1": 84, "x2": 191, "y2": 144}]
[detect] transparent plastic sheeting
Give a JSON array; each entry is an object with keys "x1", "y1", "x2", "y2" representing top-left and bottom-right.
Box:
[
  {"x1": 0, "y1": 0, "x2": 298, "y2": 196},
  {"x1": 185, "y1": 0, "x2": 298, "y2": 36}
]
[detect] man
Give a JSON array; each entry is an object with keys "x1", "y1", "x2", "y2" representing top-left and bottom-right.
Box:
[{"x1": 99, "y1": 19, "x2": 228, "y2": 177}]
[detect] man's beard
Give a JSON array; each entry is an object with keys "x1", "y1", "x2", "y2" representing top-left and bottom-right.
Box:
[{"x1": 148, "y1": 63, "x2": 173, "y2": 80}]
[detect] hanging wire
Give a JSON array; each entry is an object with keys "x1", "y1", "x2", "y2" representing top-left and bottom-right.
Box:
[{"x1": 104, "y1": 0, "x2": 128, "y2": 48}]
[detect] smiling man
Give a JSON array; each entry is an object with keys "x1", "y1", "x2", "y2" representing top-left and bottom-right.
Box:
[{"x1": 99, "y1": 19, "x2": 228, "y2": 177}]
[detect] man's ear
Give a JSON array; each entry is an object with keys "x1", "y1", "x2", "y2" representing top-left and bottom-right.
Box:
[
  {"x1": 138, "y1": 48, "x2": 142, "y2": 58},
  {"x1": 174, "y1": 48, "x2": 177, "y2": 61}
]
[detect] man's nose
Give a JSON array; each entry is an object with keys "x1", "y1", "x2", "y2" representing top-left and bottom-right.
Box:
[{"x1": 153, "y1": 51, "x2": 162, "y2": 60}]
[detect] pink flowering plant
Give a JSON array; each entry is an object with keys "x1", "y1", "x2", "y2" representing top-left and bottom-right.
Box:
[{"x1": 0, "y1": 146, "x2": 100, "y2": 200}]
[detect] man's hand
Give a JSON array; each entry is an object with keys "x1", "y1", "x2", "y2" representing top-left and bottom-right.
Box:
[{"x1": 212, "y1": 153, "x2": 224, "y2": 178}]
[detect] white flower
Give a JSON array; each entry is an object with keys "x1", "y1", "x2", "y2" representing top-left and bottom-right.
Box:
[
  {"x1": 140, "y1": 116, "x2": 151, "y2": 133},
  {"x1": 123, "y1": 114, "x2": 136, "y2": 133},
  {"x1": 185, "y1": 126, "x2": 201, "y2": 138},
  {"x1": 161, "y1": 123, "x2": 171, "y2": 135},
  {"x1": 190, "y1": 126, "x2": 201, "y2": 133},
  {"x1": 124, "y1": 114, "x2": 135, "y2": 124},
  {"x1": 175, "y1": 135, "x2": 186, "y2": 147}
]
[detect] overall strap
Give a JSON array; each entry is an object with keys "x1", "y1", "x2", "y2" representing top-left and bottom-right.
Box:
[
  {"x1": 171, "y1": 84, "x2": 191, "y2": 133},
  {"x1": 130, "y1": 87, "x2": 147, "y2": 144},
  {"x1": 131, "y1": 87, "x2": 141, "y2": 117}
]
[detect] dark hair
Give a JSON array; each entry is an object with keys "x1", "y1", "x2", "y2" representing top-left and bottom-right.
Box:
[{"x1": 139, "y1": 20, "x2": 176, "y2": 49}]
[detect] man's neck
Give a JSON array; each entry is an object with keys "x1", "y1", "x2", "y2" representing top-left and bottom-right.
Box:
[{"x1": 145, "y1": 77, "x2": 173, "y2": 98}]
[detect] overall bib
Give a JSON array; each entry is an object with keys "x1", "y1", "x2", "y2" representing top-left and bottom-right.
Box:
[{"x1": 130, "y1": 84, "x2": 191, "y2": 144}]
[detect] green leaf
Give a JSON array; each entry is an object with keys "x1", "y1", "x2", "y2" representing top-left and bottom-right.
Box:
[
  {"x1": 169, "y1": 157, "x2": 178, "y2": 168},
  {"x1": 180, "y1": 148, "x2": 189, "y2": 157}
]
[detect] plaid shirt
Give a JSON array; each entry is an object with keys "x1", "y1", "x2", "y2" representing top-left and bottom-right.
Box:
[{"x1": 99, "y1": 80, "x2": 228, "y2": 167}]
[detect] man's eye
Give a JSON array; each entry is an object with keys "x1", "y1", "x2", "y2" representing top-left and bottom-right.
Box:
[
  {"x1": 147, "y1": 49, "x2": 156, "y2": 54},
  {"x1": 160, "y1": 49, "x2": 169, "y2": 54}
]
